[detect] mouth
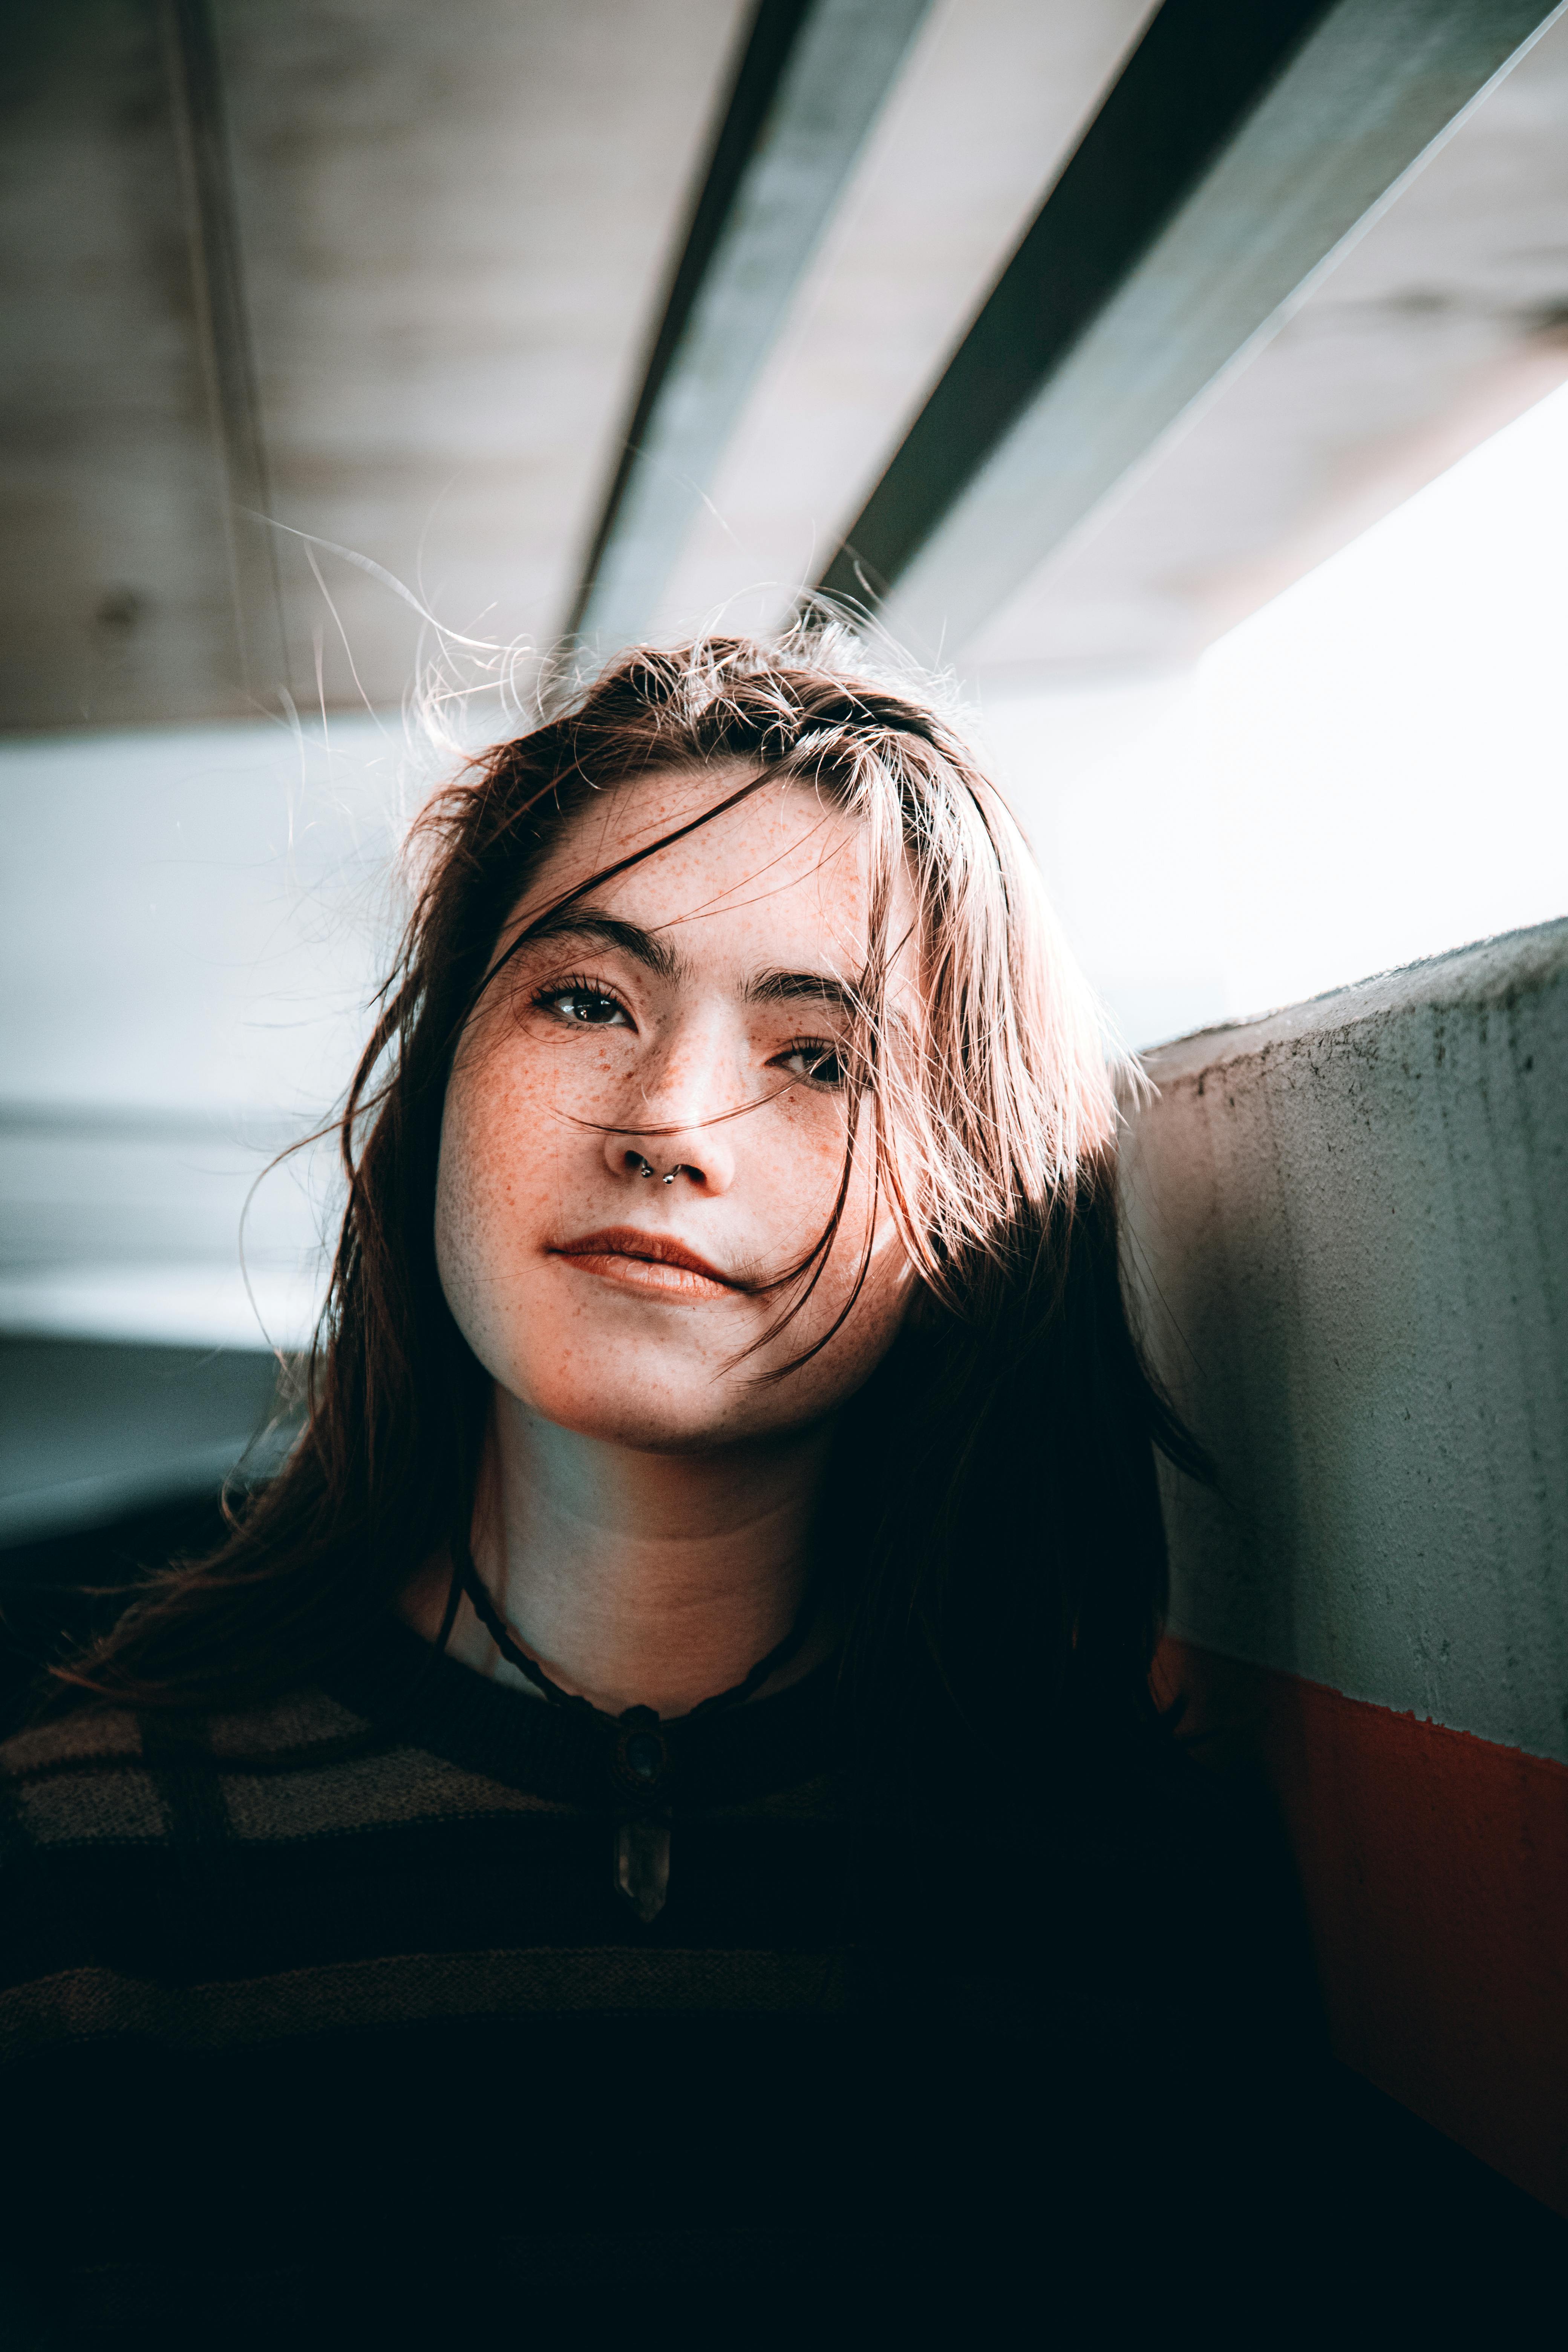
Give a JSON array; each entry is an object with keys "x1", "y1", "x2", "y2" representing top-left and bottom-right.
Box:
[{"x1": 548, "y1": 1227, "x2": 742, "y2": 1300}]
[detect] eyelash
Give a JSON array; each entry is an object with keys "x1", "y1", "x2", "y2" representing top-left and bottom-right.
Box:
[
  {"x1": 530, "y1": 978, "x2": 848, "y2": 1089},
  {"x1": 531, "y1": 973, "x2": 631, "y2": 1026},
  {"x1": 775, "y1": 1036, "x2": 847, "y2": 1089}
]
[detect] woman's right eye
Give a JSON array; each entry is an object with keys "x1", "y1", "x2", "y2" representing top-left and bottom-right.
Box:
[{"x1": 536, "y1": 986, "x2": 632, "y2": 1029}]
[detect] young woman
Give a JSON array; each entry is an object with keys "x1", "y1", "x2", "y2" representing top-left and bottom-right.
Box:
[{"x1": 0, "y1": 628, "x2": 1317, "y2": 2339}]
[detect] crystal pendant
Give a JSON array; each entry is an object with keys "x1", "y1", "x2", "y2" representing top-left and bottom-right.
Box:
[{"x1": 615, "y1": 1816, "x2": 671, "y2": 1923}]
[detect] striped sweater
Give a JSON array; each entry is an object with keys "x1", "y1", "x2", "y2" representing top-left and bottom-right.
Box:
[{"x1": 0, "y1": 1614, "x2": 1317, "y2": 2344}]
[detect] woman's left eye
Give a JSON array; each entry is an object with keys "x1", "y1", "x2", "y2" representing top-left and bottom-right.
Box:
[
  {"x1": 537, "y1": 986, "x2": 631, "y2": 1029},
  {"x1": 773, "y1": 1040, "x2": 848, "y2": 1089}
]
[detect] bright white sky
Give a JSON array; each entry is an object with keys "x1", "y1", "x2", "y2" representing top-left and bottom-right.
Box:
[{"x1": 981, "y1": 373, "x2": 1568, "y2": 1050}]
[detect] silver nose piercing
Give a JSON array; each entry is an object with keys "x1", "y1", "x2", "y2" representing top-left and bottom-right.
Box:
[{"x1": 631, "y1": 1152, "x2": 692, "y2": 1185}]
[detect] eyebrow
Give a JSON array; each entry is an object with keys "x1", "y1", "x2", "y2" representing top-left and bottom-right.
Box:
[
  {"x1": 746, "y1": 968, "x2": 858, "y2": 1014},
  {"x1": 522, "y1": 903, "x2": 858, "y2": 1013},
  {"x1": 519, "y1": 907, "x2": 681, "y2": 981}
]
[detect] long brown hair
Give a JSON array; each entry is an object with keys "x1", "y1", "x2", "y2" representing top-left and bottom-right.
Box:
[{"x1": 51, "y1": 623, "x2": 1203, "y2": 1748}]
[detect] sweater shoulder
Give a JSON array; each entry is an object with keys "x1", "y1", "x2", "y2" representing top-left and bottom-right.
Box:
[
  {"x1": 0, "y1": 1686, "x2": 370, "y2": 1773},
  {"x1": 0, "y1": 1689, "x2": 364, "y2": 1852},
  {"x1": 0, "y1": 1684, "x2": 580, "y2": 1857},
  {"x1": 0, "y1": 1703, "x2": 167, "y2": 1848}
]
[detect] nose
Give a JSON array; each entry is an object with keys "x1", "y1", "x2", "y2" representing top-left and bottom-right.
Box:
[
  {"x1": 602, "y1": 1043, "x2": 738, "y2": 1197},
  {"x1": 605, "y1": 1121, "x2": 736, "y2": 1195}
]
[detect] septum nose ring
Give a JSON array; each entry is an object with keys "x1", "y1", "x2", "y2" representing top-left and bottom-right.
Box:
[{"x1": 632, "y1": 1153, "x2": 688, "y2": 1186}]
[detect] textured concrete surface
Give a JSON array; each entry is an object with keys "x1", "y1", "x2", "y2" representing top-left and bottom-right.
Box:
[
  {"x1": 1125, "y1": 919, "x2": 1568, "y2": 1762},
  {"x1": 0, "y1": 1, "x2": 245, "y2": 728},
  {"x1": 0, "y1": 0, "x2": 745, "y2": 729}
]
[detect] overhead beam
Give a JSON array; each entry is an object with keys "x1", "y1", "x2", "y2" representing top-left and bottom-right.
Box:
[
  {"x1": 817, "y1": 0, "x2": 1566, "y2": 657},
  {"x1": 570, "y1": 0, "x2": 934, "y2": 652},
  {"x1": 161, "y1": 0, "x2": 292, "y2": 710}
]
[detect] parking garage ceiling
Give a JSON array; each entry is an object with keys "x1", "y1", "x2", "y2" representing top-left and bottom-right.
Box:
[{"x1": 3, "y1": 0, "x2": 1566, "y2": 732}]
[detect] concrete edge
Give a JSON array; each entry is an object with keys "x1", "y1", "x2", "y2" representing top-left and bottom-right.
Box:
[{"x1": 1134, "y1": 916, "x2": 1568, "y2": 1091}]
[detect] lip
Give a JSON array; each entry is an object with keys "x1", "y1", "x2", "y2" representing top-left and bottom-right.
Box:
[{"x1": 548, "y1": 1227, "x2": 741, "y2": 1299}]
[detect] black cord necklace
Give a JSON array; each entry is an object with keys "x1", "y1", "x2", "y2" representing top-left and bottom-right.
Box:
[{"x1": 451, "y1": 1544, "x2": 816, "y2": 1924}]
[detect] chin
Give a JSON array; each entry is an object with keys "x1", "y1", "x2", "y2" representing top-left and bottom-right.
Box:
[
  {"x1": 533, "y1": 1325, "x2": 906, "y2": 1452},
  {"x1": 496, "y1": 1334, "x2": 847, "y2": 1452},
  {"x1": 453, "y1": 1269, "x2": 909, "y2": 1452},
  {"x1": 508, "y1": 1356, "x2": 786, "y2": 1449}
]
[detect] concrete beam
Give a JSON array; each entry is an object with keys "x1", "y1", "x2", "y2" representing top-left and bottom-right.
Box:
[
  {"x1": 0, "y1": 2, "x2": 248, "y2": 729},
  {"x1": 819, "y1": 0, "x2": 1565, "y2": 655},
  {"x1": 161, "y1": 0, "x2": 292, "y2": 711},
  {"x1": 571, "y1": 0, "x2": 933, "y2": 651}
]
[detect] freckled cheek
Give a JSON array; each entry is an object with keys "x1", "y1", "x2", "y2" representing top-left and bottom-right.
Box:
[
  {"x1": 438, "y1": 1052, "x2": 585, "y2": 1272},
  {"x1": 758, "y1": 1099, "x2": 886, "y2": 1286}
]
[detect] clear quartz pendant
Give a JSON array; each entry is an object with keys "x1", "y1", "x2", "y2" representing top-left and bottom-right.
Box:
[{"x1": 615, "y1": 1816, "x2": 671, "y2": 1923}]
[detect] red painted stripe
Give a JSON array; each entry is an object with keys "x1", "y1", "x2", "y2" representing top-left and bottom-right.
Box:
[{"x1": 1155, "y1": 1637, "x2": 1568, "y2": 2216}]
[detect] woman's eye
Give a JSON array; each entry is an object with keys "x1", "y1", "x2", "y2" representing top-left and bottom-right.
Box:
[
  {"x1": 775, "y1": 1042, "x2": 847, "y2": 1089},
  {"x1": 538, "y1": 987, "x2": 631, "y2": 1029}
]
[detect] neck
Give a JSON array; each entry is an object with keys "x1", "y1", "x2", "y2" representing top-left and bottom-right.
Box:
[{"x1": 403, "y1": 1389, "x2": 836, "y2": 1717}]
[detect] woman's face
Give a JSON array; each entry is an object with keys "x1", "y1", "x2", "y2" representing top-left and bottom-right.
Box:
[{"x1": 435, "y1": 764, "x2": 917, "y2": 1451}]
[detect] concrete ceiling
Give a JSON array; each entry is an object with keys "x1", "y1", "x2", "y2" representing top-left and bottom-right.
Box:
[
  {"x1": 1, "y1": 0, "x2": 749, "y2": 728},
  {"x1": 965, "y1": 0, "x2": 1568, "y2": 673},
  {"x1": 2, "y1": 0, "x2": 1566, "y2": 729}
]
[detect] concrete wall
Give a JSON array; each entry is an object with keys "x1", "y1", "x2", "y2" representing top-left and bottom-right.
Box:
[{"x1": 1124, "y1": 917, "x2": 1568, "y2": 2211}]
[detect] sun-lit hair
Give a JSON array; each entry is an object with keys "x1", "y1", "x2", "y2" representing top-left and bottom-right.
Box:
[{"x1": 49, "y1": 620, "x2": 1198, "y2": 1738}]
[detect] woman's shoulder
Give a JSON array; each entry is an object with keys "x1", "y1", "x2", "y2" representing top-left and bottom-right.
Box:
[
  {"x1": 0, "y1": 1702, "x2": 168, "y2": 1851},
  {"x1": 0, "y1": 1686, "x2": 383, "y2": 1859},
  {"x1": 0, "y1": 1677, "x2": 569, "y2": 1865}
]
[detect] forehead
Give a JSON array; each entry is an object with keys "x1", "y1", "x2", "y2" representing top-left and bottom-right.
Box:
[{"x1": 516, "y1": 764, "x2": 876, "y2": 962}]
